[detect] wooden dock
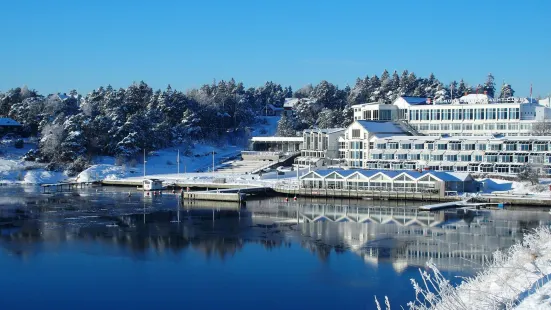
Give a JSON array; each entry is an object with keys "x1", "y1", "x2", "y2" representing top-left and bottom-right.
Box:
[{"x1": 41, "y1": 182, "x2": 99, "y2": 193}]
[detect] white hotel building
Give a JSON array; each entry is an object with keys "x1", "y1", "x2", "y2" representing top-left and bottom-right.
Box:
[
  {"x1": 337, "y1": 120, "x2": 551, "y2": 175},
  {"x1": 352, "y1": 95, "x2": 551, "y2": 137}
]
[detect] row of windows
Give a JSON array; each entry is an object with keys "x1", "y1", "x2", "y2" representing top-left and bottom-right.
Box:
[
  {"x1": 409, "y1": 108, "x2": 520, "y2": 121},
  {"x1": 371, "y1": 142, "x2": 549, "y2": 151},
  {"x1": 359, "y1": 162, "x2": 551, "y2": 175},
  {"x1": 411, "y1": 122, "x2": 529, "y2": 132},
  {"x1": 366, "y1": 153, "x2": 550, "y2": 163}
]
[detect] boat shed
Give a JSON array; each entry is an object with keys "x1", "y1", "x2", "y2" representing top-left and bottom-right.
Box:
[{"x1": 299, "y1": 169, "x2": 478, "y2": 195}]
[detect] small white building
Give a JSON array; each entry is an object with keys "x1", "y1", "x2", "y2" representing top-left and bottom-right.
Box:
[
  {"x1": 297, "y1": 128, "x2": 345, "y2": 167},
  {"x1": 339, "y1": 121, "x2": 409, "y2": 168},
  {"x1": 143, "y1": 179, "x2": 163, "y2": 191}
]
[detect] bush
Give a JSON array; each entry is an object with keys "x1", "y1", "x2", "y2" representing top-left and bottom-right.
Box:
[
  {"x1": 14, "y1": 139, "x2": 24, "y2": 149},
  {"x1": 23, "y1": 149, "x2": 40, "y2": 161},
  {"x1": 67, "y1": 157, "x2": 89, "y2": 177}
]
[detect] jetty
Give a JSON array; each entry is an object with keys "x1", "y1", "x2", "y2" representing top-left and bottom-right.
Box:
[
  {"x1": 182, "y1": 187, "x2": 270, "y2": 202},
  {"x1": 41, "y1": 181, "x2": 99, "y2": 193}
]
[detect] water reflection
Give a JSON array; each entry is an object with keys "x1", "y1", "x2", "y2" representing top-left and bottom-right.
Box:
[{"x1": 0, "y1": 186, "x2": 549, "y2": 274}]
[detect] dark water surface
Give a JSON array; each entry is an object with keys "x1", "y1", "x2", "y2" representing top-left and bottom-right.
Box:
[{"x1": 0, "y1": 186, "x2": 550, "y2": 309}]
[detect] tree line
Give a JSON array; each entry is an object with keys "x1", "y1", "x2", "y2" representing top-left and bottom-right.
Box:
[{"x1": 0, "y1": 71, "x2": 515, "y2": 173}]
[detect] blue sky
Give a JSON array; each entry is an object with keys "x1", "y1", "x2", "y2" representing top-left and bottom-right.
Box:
[{"x1": 1, "y1": 0, "x2": 550, "y2": 97}]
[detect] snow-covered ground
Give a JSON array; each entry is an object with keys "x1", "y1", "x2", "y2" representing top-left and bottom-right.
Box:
[
  {"x1": 77, "y1": 116, "x2": 283, "y2": 183},
  {"x1": 0, "y1": 138, "x2": 66, "y2": 184},
  {"x1": 0, "y1": 116, "x2": 283, "y2": 185},
  {"x1": 480, "y1": 177, "x2": 551, "y2": 198},
  {"x1": 395, "y1": 226, "x2": 551, "y2": 310}
]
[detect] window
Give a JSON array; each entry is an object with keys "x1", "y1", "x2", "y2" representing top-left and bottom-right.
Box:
[
  {"x1": 474, "y1": 124, "x2": 484, "y2": 131},
  {"x1": 452, "y1": 124, "x2": 462, "y2": 131},
  {"x1": 430, "y1": 124, "x2": 439, "y2": 131},
  {"x1": 408, "y1": 153, "x2": 420, "y2": 160},
  {"x1": 498, "y1": 108, "x2": 508, "y2": 120},
  {"x1": 376, "y1": 143, "x2": 386, "y2": 149},
  {"x1": 445, "y1": 155, "x2": 457, "y2": 161},
  {"x1": 421, "y1": 110, "x2": 430, "y2": 120},
  {"x1": 460, "y1": 155, "x2": 471, "y2": 161},
  {"x1": 426, "y1": 143, "x2": 434, "y2": 150},
  {"x1": 449, "y1": 142, "x2": 461, "y2": 150},
  {"x1": 475, "y1": 155, "x2": 483, "y2": 161},
  {"x1": 489, "y1": 144, "x2": 502, "y2": 151},
  {"x1": 505, "y1": 143, "x2": 517, "y2": 151},
  {"x1": 442, "y1": 109, "x2": 451, "y2": 120},
  {"x1": 510, "y1": 108, "x2": 520, "y2": 119},
  {"x1": 476, "y1": 144, "x2": 487, "y2": 151},
  {"x1": 401, "y1": 143, "x2": 411, "y2": 149},
  {"x1": 463, "y1": 124, "x2": 473, "y2": 131},
  {"x1": 464, "y1": 109, "x2": 473, "y2": 120},
  {"x1": 352, "y1": 129, "x2": 361, "y2": 138},
  {"x1": 388, "y1": 143, "x2": 398, "y2": 149},
  {"x1": 508, "y1": 123, "x2": 519, "y2": 131},
  {"x1": 496, "y1": 123, "x2": 507, "y2": 131},
  {"x1": 487, "y1": 108, "x2": 496, "y2": 120},
  {"x1": 485, "y1": 155, "x2": 498, "y2": 162},
  {"x1": 380, "y1": 110, "x2": 392, "y2": 120},
  {"x1": 485, "y1": 123, "x2": 495, "y2": 131},
  {"x1": 421, "y1": 154, "x2": 430, "y2": 161},
  {"x1": 437, "y1": 143, "x2": 447, "y2": 150},
  {"x1": 414, "y1": 144, "x2": 424, "y2": 150},
  {"x1": 535, "y1": 144, "x2": 548, "y2": 151},
  {"x1": 519, "y1": 144, "x2": 531, "y2": 151},
  {"x1": 397, "y1": 154, "x2": 407, "y2": 160},
  {"x1": 452, "y1": 110, "x2": 462, "y2": 120},
  {"x1": 383, "y1": 153, "x2": 394, "y2": 160},
  {"x1": 500, "y1": 155, "x2": 513, "y2": 163},
  {"x1": 463, "y1": 143, "x2": 475, "y2": 150},
  {"x1": 431, "y1": 154, "x2": 444, "y2": 161}
]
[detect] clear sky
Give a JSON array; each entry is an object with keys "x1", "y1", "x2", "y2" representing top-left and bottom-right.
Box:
[{"x1": 1, "y1": 0, "x2": 550, "y2": 97}]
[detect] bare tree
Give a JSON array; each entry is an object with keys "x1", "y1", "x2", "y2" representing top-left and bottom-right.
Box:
[
  {"x1": 532, "y1": 119, "x2": 551, "y2": 136},
  {"x1": 518, "y1": 163, "x2": 540, "y2": 185}
]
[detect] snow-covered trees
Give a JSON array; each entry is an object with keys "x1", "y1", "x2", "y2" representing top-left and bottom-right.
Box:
[
  {"x1": 499, "y1": 83, "x2": 515, "y2": 98},
  {"x1": 276, "y1": 113, "x2": 297, "y2": 137},
  {"x1": 483, "y1": 73, "x2": 496, "y2": 97},
  {"x1": 1, "y1": 72, "x2": 519, "y2": 174}
]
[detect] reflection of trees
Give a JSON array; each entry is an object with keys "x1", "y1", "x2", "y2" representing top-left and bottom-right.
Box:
[{"x1": 0, "y1": 209, "x2": 289, "y2": 260}]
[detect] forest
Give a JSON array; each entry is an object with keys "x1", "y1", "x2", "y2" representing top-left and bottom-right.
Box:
[{"x1": 0, "y1": 71, "x2": 513, "y2": 173}]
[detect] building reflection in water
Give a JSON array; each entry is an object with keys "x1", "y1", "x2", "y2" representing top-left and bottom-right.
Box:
[{"x1": 0, "y1": 191, "x2": 549, "y2": 273}]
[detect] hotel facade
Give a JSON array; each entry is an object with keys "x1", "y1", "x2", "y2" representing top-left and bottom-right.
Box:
[{"x1": 352, "y1": 95, "x2": 551, "y2": 137}]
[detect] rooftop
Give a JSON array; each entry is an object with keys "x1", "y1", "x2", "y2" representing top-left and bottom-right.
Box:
[
  {"x1": 0, "y1": 117, "x2": 22, "y2": 127},
  {"x1": 356, "y1": 120, "x2": 406, "y2": 134},
  {"x1": 310, "y1": 169, "x2": 472, "y2": 182},
  {"x1": 303, "y1": 128, "x2": 345, "y2": 134}
]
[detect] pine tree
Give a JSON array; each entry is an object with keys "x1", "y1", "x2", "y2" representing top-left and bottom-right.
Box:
[
  {"x1": 276, "y1": 113, "x2": 296, "y2": 137},
  {"x1": 499, "y1": 83, "x2": 515, "y2": 98},
  {"x1": 483, "y1": 73, "x2": 496, "y2": 97}
]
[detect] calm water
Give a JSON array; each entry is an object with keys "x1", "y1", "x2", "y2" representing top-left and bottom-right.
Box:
[{"x1": 0, "y1": 186, "x2": 550, "y2": 310}]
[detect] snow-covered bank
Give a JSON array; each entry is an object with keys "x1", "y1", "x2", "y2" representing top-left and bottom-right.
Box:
[
  {"x1": 387, "y1": 226, "x2": 551, "y2": 309},
  {"x1": 480, "y1": 177, "x2": 551, "y2": 198},
  {"x1": 0, "y1": 138, "x2": 67, "y2": 184}
]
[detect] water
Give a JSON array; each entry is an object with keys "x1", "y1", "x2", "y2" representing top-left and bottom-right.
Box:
[{"x1": 0, "y1": 186, "x2": 550, "y2": 309}]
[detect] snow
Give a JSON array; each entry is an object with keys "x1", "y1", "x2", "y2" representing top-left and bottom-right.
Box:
[
  {"x1": 480, "y1": 178, "x2": 551, "y2": 198},
  {"x1": 356, "y1": 120, "x2": 406, "y2": 133},
  {"x1": 0, "y1": 138, "x2": 66, "y2": 184},
  {"x1": 400, "y1": 226, "x2": 551, "y2": 310},
  {"x1": 77, "y1": 143, "x2": 243, "y2": 182},
  {"x1": 251, "y1": 116, "x2": 280, "y2": 137}
]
